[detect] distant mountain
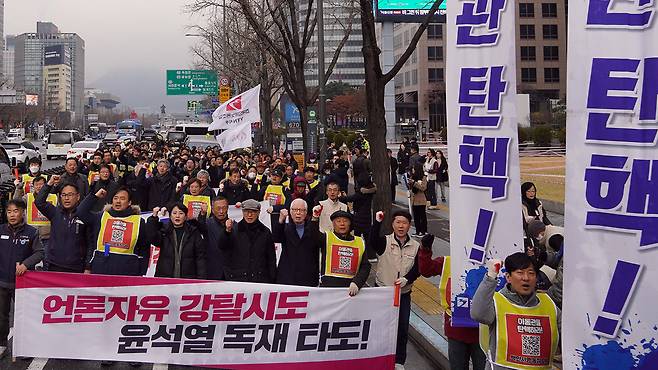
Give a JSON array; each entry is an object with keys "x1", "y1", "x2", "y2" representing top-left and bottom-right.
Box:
[{"x1": 88, "y1": 67, "x2": 190, "y2": 113}]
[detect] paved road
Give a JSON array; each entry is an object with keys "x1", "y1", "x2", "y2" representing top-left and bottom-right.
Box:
[{"x1": 3, "y1": 157, "x2": 439, "y2": 370}]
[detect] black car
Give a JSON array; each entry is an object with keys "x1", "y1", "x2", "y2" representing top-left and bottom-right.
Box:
[
  {"x1": 142, "y1": 129, "x2": 161, "y2": 142},
  {"x1": 166, "y1": 131, "x2": 187, "y2": 147}
]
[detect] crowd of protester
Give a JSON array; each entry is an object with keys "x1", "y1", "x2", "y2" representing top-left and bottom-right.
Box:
[{"x1": 0, "y1": 132, "x2": 565, "y2": 370}]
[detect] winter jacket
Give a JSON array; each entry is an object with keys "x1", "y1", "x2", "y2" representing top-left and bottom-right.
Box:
[
  {"x1": 437, "y1": 157, "x2": 449, "y2": 183},
  {"x1": 339, "y1": 185, "x2": 376, "y2": 234},
  {"x1": 147, "y1": 217, "x2": 207, "y2": 279},
  {"x1": 54, "y1": 172, "x2": 90, "y2": 197},
  {"x1": 271, "y1": 220, "x2": 321, "y2": 287},
  {"x1": 218, "y1": 179, "x2": 252, "y2": 205},
  {"x1": 89, "y1": 179, "x2": 121, "y2": 212},
  {"x1": 424, "y1": 157, "x2": 438, "y2": 181},
  {"x1": 123, "y1": 168, "x2": 149, "y2": 211},
  {"x1": 409, "y1": 176, "x2": 428, "y2": 206},
  {"x1": 0, "y1": 222, "x2": 43, "y2": 288},
  {"x1": 368, "y1": 220, "x2": 420, "y2": 294},
  {"x1": 397, "y1": 150, "x2": 409, "y2": 175},
  {"x1": 139, "y1": 171, "x2": 178, "y2": 210},
  {"x1": 77, "y1": 195, "x2": 150, "y2": 276},
  {"x1": 196, "y1": 215, "x2": 229, "y2": 280},
  {"x1": 471, "y1": 276, "x2": 562, "y2": 370},
  {"x1": 35, "y1": 184, "x2": 88, "y2": 272},
  {"x1": 220, "y1": 219, "x2": 276, "y2": 283}
]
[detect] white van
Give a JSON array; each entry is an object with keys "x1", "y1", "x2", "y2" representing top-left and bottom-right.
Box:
[{"x1": 46, "y1": 130, "x2": 83, "y2": 159}]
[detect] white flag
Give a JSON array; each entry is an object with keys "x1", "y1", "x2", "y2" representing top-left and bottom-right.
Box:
[
  {"x1": 208, "y1": 85, "x2": 261, "y2": 131},
  {"x1": 215, "y1": 121, "x2": 252, "y2": 152}
]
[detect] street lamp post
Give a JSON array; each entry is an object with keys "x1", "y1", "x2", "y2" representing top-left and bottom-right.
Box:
[
  {"x1": 185, "y1": 32, "x2": 216, "y2": 72},
  {"x1": 317, "y1": 0, "x2": 327, "y2": 165}
]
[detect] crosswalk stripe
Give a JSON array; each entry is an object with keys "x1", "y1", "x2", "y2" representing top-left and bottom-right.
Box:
[
  {"x1": 152, "y1": 364, "x2": 169, "y2": 370},
  {"x1": 26, "y1": 358, "x2": 48, "y2": 370}
]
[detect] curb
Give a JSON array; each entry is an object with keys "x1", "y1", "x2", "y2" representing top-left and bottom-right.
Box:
[{"x1": 409, "y1": 311, "x2": 450, "y2": 370}]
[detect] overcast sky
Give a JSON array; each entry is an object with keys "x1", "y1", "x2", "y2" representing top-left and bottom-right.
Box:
[{"x1": 5, "y1": 0, "x2": 209, "y2": 113}]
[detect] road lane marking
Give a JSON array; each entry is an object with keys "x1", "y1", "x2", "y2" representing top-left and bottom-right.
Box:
[{"x1": 26, "y1": 358, "x2": 48, "y2": 370}]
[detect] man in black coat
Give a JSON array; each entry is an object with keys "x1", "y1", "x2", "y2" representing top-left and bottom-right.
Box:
[
  {"x1": 138, "y1": 159, "x2": 178, "y2": 210},
  {"x1": 197, "y1": 196, "x2": 230, "y2": 280},
  {"x1": 220, "y1": 199, "x2": 276, "y2": 283},
  {"x1": 271, "y1": 199, "x2": 320, "y2": 287}
]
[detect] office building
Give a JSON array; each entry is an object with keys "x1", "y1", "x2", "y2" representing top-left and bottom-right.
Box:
[
  {"x1": 0, "y1": 0, "x2": 4, "y2": 81},
  {"x1": 14, "y1": 22, "x2": 85, "y2": 120},
  {"x1": 43, "y1": 45, "x2": 72, "y2": 112},
  {"x1": 302, "y1": 2, "x2": 365, "y2": 87},
  {"x1": 392, "y1": 0, "x2": 567, "y2": 132},
  {"x1": 2, "y1": 35, "x2": 14, "y2": 88}
]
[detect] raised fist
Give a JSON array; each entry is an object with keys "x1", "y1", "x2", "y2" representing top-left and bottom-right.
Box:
[
  {"x1": 152, "y1": 207, "x2": 161, "y2": 218},
  {"x1": 266, "y1": 206, "x2": 274, "y2": 214},
  {"x1": 375, "y1": 211, "x2": 384, "y2": 223},
  {"x1": 14, "y1": 179, "x2": 21, "y2": 187},
  {"x1": 225, "y1": 218, "x2": 234, "y2": 233},
  {"x1": 235, "y1": 202, "x2": 241, "y2": 209},
  {"x1": 200, "y1": 203, "x2": 208, "y2": 215},
  {"x1": 278, "y1": 209, "x2": 289, "y2": 223},
  {"x1": 95, "y1": 189, "x2": 107, "y2": 199},
  {"x1": 312, "y1": 205, "x2": 323, "y2": 218},
  {"x1": 486, "y1": 258, "x2": 503, "y2": 279}
]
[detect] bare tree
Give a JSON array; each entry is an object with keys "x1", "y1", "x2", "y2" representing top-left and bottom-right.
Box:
[
  {"x1": 188, "y1": 6, "x2": 283, "y2": 154},
  {"x1": 359, "y1": 0, "x2": 442, "y2": 231},
  {"x1": 189, "y1": 0, "x2": 357, "y2": 159}
]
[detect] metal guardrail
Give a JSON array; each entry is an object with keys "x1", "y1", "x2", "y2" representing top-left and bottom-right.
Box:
[{"x1": 518, "y1": 145, "x2": 566, "y2": 157}]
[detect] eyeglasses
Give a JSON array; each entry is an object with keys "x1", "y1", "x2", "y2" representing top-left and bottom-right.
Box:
[
  {"x1": 61, "y1": 192, "x2": 78, "y2": 198},
  {"x1": 290, "y1": 208, "x2": 306, "y2": 213}
]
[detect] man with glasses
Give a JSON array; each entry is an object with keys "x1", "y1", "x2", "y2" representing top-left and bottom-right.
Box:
[
  {"x1": 271, "y1": 199, "x2": 321, "y2": 287},
  {"x1": 35, "y1": 175, "x2": 88, "y2": 273},
  {"x1": 317, "y1": 181, "x2": 347, "y2": 233}
]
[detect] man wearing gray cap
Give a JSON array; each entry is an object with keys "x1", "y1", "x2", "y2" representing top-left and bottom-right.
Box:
[{"x1": 220, "y1": 199, "x2": 277, "y2": 283}]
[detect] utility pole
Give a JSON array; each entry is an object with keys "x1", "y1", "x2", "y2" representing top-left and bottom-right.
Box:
[{"x1": 317, "y1": 0, "x2": 327, "y2": 165}]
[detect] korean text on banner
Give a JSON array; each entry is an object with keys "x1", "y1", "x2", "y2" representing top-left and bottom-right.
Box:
[
  {"x1": 13, "y1": 272, "x2": 398, "y2": 369},
  {"x1": 209, "y1": 85, "x2": 261, "y2": 131},
  {"x1": 563, "y1": 2, "x2": 658, "y2": 368},
  {"x1": 445, "y1": 0, "x2": 523, "y2": 327}
]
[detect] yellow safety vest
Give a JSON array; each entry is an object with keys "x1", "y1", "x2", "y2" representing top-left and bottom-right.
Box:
[
  {"x1": 96, "y1": 212, "x2": 141, "y2": 255},
  {"x1": 182, "y1": 194, "x2": 211, "y2": 219},
  {"x1": 264, "y1": 184, "x2": 286, "y2": 206},
  {"x1": 324, "y1": 232, "x2": 365, "y2": 279},
  {"x1": 439, "y1": 256, "x2": 451, "y2": 316},
  {"x1": 307, "y1": 162, "x2": 319, "y2": 171},
  {"x1": 282, "y1": 178, "x2": 291, "y2": 189},
  {"x1": 26, "y1": 193, "x2": 57, "y2": 226},
  {"x1": 88, "y1": 171, "x2": 101, "y2": 184},
  {"x1": 480, "y1": 291, "x2": 559, "y2": 370},
  {"x1": 22, "y1": 174, "x2": 48, "y2": 194},
  {"x1": 309, "y1": 179, "x2": 320, "y2": 190}
]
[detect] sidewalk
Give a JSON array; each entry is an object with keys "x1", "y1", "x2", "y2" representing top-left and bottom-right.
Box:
[{"x1": 391, "y1": 185, "x2": 563, "y2": 369}]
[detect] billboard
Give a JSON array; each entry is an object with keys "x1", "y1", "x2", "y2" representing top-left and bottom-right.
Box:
[
  {"x1": 44, "y1": 45, "x2": 70, "y2": 66},
  {"x1": 25, "y1": 94, "x2": 39, "y2": 106},
  {"x1": 375, "y1": 0, "x2": 446, "y2": 22}
]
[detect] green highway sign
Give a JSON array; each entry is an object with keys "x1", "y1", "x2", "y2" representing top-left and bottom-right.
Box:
[{"x1": 166, "y1": 70, "x2": 218, "y2": 95}]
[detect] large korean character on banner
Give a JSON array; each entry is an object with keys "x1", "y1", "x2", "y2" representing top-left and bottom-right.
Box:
[
  {"x1": 446, "y1": 0, "x2": 524, "y2": 327},
  {"x1": 563, "y1": 0, "x2": 658, "y2": 368}
]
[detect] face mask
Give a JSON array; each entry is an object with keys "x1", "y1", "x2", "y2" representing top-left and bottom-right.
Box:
[
  {"x1": 29, "y1": 166, "x2": 40, "y2": 174},
  {"x1": 247, "y1": 172, "x2": 256, "y2": 180}
]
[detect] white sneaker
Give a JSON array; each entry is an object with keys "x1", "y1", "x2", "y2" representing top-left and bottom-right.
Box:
[
  {"x1": 0, "y1": 346, "x2": 7, "y2": 358},
  {"x1": 394, "y1": 364, "x2": 405, "y2": 370}
]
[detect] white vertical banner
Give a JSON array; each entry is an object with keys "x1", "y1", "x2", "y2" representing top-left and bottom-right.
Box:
[
  {"x1": 446, "y1": 0, "x2": 523, "y2": 327},
  {"x1": 564, "y1": 1, "x2": 658, "y2": 368}
]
